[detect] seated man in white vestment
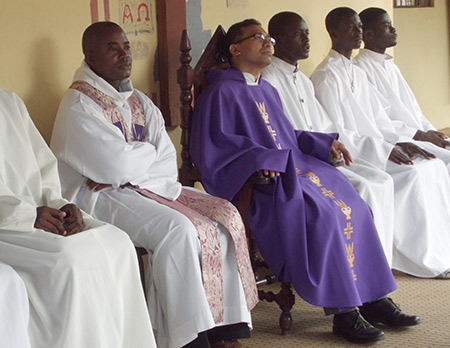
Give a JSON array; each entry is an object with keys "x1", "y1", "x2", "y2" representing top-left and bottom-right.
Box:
[
  {"x1": 0, "y1": 262, "x2": 31, "y2": 348},
  {"x1": 355, "y1": 7, "x2": 450, "y2": 169},
  {"x1": 310, "y1": 7, "x2": 450, "y2": 279},
  {"x1": 262, "y1": 11, "x2": 395, "y2": 265},
  {"x1": 50, "y1": 21, "x2": 258, "y2": 348},
  {"x1": 0, "y1": 88, "x2": 156, "y2": 348}
]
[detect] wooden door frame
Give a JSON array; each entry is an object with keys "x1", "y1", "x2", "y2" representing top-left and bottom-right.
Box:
[{"x1": 156, "y1": 0, "x2": 186, "y2": 128}]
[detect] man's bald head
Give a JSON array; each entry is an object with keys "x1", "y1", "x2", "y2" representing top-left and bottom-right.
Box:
[
  {"x1": 325, "y1": 7, "x2": 358, "y2": 34},
  {"x1": 359, "y1": 7, "x2": 388, "y2": 30},
  {"x1": 82, "y1": 21, "x2": 124, "y2": 55},
  {"x1": 268, "y1": 11, "x2": 304, "y2": 38}
]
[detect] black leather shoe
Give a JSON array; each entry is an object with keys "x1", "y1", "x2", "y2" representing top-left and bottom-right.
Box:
[
  {"x1": 333, "y1": 310, "x2": 385, "y2": 343},
  {"x1": 359, "y1": 297, "x2": 421, "y2": 327}
]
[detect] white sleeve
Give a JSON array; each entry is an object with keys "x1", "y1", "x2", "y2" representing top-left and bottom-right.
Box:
[{"x1": 311, "y1": 71, "x2": 393, "y2": 170}]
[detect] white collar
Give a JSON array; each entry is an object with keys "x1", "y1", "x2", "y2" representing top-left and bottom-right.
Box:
[
  {"x1": 330, "y1": 49, "x2": 356, "y2": 66},
  {"x1": 241, "y1": 71, "x2": 260, "y2": 85},
  {"x1": 73, "y1": 61, "x2": 134, "y2": 100},
  {"x1": 360, "y1": 48, "x2": 393, "y2": 62},
  {"x1": 270, "y1": 56, "x2": 298, "y2": 75}
]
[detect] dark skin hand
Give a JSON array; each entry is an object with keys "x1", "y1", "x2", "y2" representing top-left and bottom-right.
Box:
[
  {"x1": 389, "y1": 142, "x2": 436, "y2": 165},
  {"x1": 263, "y1": 140, "x2": 353, "y2": 176},
  {"x1": 86, "y1": 179, "x2": 132, "y2": 192},
  {"x1": 86, "y1": 179, "x2": 113, "y2": 192},
  {"x1": 330, "y1": 140, "x2": 353, "y2": 166},
  {"x1": 263, "y1": 170, "x2": 280, "y2": 178},
  {"x1": 34, "y1": 204, "x2": 85, "y2": 236},
  {"x1": 414, "y1": 130, "x2": 449, "y2": 148}
]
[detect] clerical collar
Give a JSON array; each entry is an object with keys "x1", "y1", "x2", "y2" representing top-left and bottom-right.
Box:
[
  {"x1": 270, "y1": 56, "x2": 299, "y2": 75},
  {"x1": 118, "y1": 78, "x2": 133, "y2": 93},
  {"x1": 242, "y1": 72, "x2": 260, "y2": 86}
]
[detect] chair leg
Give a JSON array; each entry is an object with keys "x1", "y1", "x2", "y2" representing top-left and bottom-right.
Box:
[
  {"x1": 258, "y1": 282, "x2": 295, "y2": 335},
  {"x1": 135, "y1": 247, "x2": 147, "y2": 299},
  {"x1": 278, "y1": 282, "x2": 295, "y2": 335}
]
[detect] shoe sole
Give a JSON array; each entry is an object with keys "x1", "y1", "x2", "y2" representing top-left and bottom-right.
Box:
[
  {"x1": 363, "y1": 317, "x2": 422, "y2": 327},
  {"x1": 333, "y1": 327, "x2": 386, "y2": 344}
]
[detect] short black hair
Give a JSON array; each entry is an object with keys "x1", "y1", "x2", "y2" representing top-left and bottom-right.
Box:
[
  {"x1": 325, "y1": 7, "x2": 357, "y2": 33},
  {"x1": 268, "y1": 12, "x2": 304, "y2": 37},
  {"x1": 82, "y1": 21, "x2": 123, "y2": 54},
  {"x1": 226, "y1": 19, "x2": 261, "y2": 47},
  {"x1": 359, "y1": 7, "x2": 388, "y2": 30}
]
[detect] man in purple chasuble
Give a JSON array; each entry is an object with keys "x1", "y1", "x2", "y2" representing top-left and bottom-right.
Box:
[
  {"x1": 51, "y1": 22, "x2": 257, "y2": 348},
  {"x1": 190, "y1": 19, "x2": 420, "y2": 344}
]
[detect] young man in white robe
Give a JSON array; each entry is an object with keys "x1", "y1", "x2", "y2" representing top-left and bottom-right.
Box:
[
  {"x1": 355, "y1": 7, "x2": 450, "y2": 168},
  {"x1": 262, "y1": 11, "x2": 395, "y2": 265},
  {"x1": 0, "y1": 263, "x2": 31, "y2": 348},
  {"x1": 310, "y1": 7, "x2": 450, "y2": 279},
  {"x1": 50, "y1": 21, "x2": 257, "y2": 348},
  {"x1": 0, "y1": 88, "x2": 156, "y2": 348}
]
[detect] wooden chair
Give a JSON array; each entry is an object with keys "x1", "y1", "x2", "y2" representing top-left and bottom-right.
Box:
[
  {"x1": 177, "y1": 26, "x2": 295, "y2": 335},
  {"x1": 135, "y1": 247, "x2": 147, "y2": 296}
]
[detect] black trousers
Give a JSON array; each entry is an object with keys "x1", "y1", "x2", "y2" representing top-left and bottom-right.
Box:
[{"x1": 182, "y1": 323, "x2": 250, "y2": 348}]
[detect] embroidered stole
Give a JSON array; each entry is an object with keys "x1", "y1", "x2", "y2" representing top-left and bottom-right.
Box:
[
  {"x1": 70, "y1": 81, "x2": 258, "y2": 322},
  {"x1": 70, "y1": 81, "x2": 146, "y2": 142}
]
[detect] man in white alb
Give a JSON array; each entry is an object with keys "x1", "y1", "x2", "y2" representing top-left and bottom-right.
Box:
[
  {"x1": 0, "y1": 263, "x2": 31, "y2": 348},
  {"x1": 355, "y1": 7, "x2": 450, "y2": 167},
  {"x1": 262, "y1": 11, "x2": 395, "y2": 264},
  {"x1": 50, "y1": 21, "x2": 257, "y2": 348},
  {"x1": 0, "y1": 88, "x2": 156, "y2": 348},
  {"x1": 310, "y1": 7, "x2": 450, "y2": 279}
]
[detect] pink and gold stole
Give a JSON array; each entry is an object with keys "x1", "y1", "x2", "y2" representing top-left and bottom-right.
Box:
[{"x1": 70, "y1": 81, "x2": 258, "y2": 322}]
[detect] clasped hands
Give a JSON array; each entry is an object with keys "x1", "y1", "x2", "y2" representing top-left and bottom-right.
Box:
[{"x1": 34, "y1": 203, "x2": 85, "y2": 236}]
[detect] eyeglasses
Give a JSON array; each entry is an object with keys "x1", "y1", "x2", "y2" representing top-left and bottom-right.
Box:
[{"x1": 233, "y1": 33, "x2": 276, "y2": 46}]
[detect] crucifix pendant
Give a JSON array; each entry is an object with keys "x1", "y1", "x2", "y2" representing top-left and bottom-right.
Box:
[{"x1": 351, "y1": 84, "x2": 355, "y2": 93}]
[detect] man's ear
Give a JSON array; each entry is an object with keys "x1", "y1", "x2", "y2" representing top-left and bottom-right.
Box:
[
  {"x1": 363, "y1": 29, "x2": 374, "y2": 43},
  {"x1": 272, "y1": 34, "x2": 282, "y2": 48},
  {"x1": 329, "y1": 29, "x2": 338, "y2": 40},
  {"x1": 84, "y1": 51, "x2": 95, "y2": 67},
  {"x1": 229, "y1": 44, "x2": 241, "y2": 57}
]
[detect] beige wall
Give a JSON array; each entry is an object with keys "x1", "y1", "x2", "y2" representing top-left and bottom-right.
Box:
[
  {"x1": 393, "y1": 0, "x2": 450, "y2": 129},
  {"x1": 0, "y1": 0, "x2": 159, "y2": 143},
  {"x1": 1, "y1": 0, "x2": 448, "y2": 152},
  {"x1": 193, "y1": 0, "x2": 392, "y2": 76},
  {"x1": 179, "y1": 0, "x2": 392, "y2": 158}
]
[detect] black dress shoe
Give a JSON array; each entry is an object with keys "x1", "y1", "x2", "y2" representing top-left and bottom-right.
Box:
[
  {"x1": 333, "y1": 309, "x2": 385, "y2": 343},
  {"x1": 359, "y1": 297, "x2": 421, "y2": 327}
]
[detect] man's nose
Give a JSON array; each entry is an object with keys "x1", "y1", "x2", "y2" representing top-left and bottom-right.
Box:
[{"x1": 118, "y1": 48, "x2": 130, "y2": 59}]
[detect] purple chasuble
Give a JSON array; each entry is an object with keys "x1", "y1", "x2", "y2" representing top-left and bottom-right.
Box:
[{"x1": 191, "y1": 68, "x2": 397, "y2": 308}]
